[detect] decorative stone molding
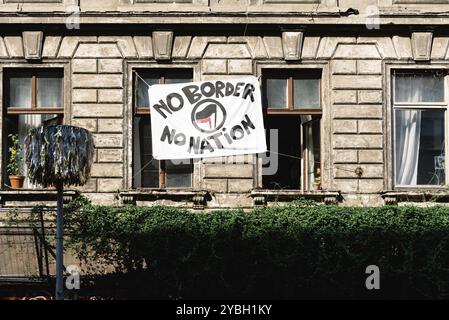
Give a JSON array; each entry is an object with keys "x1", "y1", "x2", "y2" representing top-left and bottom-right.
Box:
[
  {"x1": 152, "y1": 31, "x2": 174, "y2": 60},
  {"x1": 383, "y1": 196, "x2": 398, "y2": 206},
  {"x1": 122, "y1": 195, "x2": 136, "y2": 205},
  {"x1": 381, "y1": 191, "x2": 449, "y2": 205},
  {"x1": 253, "y1": 196, "x2": 267, "y2": 208},
  {"x1": 193, "y1": 193, "x2": 208, "y2": 210},
  {"x1": 22, "y1": 31, "x2": 44, "y2": 60},
  {"x1": 119, "y1": 190, "x2": 208, "y2": 209},
  {"x1": 250, "y1": 190, "x2": 341, "y2": 207},
  {"x1": 411, "y1": 32, "x2": 433, "y2": 61},
  {"x1": 324, "y1": 196, "x2": 339, "y2": 205},
  {"x1": 42, "y1": 35, "x2": 449, "y2": 61},
  {"x1": 282, "y1": 31, "x2": 304, "y2": 61}
]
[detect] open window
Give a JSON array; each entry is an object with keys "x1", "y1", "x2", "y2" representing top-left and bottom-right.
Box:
[
  {"x1": 262, "y1": 69, "x2": 322, "y2": 191},
  {"x1": 3, "y1": 69, "x2": 64, "y2": 189},
  {"x1": 133, "y1": 69, "x2": 194, "y2": 189},
  {"x1": 393, "y1": 70, "x2": 447, "y2": 187}
]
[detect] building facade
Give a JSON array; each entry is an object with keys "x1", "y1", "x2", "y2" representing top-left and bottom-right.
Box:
[{"x1": 0, "y1": 0, "x2": 448, "y2": 209}]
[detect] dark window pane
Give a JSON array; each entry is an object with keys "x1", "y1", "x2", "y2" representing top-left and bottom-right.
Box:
[
  {"x1": 166, "y1": 159, "x2": 192, "y2": 188},
  {"x1": 135, "y1": 70, "x2": 193, "y2": 109},
  {"x1": 165, "y1": 78, "x2": 191, "y2": 85},
  {"x1": 133, "y1": 117, "x2": 159, "y2": 188},
  {"x1": 294, "y1": 78, "x2": 320, "y2": 109},
  {"x1": 395, "y1": 109, "x2": 445, "y2": 186},
  {"x1": 134, "y1": 70, "x2": 194, "y2": 188},
  {"x1": 263, "y1": 116, "x2": 301, "y2": 189},
  {"x1": 136, "y1": 77, "x2": 159, "y2": 109}
]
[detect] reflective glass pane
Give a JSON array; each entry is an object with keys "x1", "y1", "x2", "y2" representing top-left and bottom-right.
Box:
[
  {"x1": 395, "y1": 72, "x2": 445, "y2": 103},
  {"x1": 133, "y1": 117, "x2": 159, "y2": 188},
  {"x1": 266, "y1": 78, "x2": 288, "y2": 108},
  {"x1": 10, "y1": 78, "x2": 31, "y2": 108},
  {"x1": 37, "y1": 77, "x2": 62, "y2": 108},
  {"x1": 166, "y1": 159, "x2": 192, "y2": 188},
  {"x1": 137, "y1": 77, "x2": 159, "y2": 109},
  {"x1": 165, "y1": 78, "x2": 192, "y2": 85},
  {"x1": 294, "y1": 78, "x2": 321, "y2": 109},
  {"x1": 395, "y1": 109, "x2": 445, "y2": 186}
]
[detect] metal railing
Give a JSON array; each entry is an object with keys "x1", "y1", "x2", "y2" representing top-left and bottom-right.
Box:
[{"x1": 0, "y1": 207, "x2": 55, "y2": 283}]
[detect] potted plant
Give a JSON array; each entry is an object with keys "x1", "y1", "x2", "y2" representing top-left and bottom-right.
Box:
[{"x1": 7, "y1": 134, "x2": 25, "y2": 189}]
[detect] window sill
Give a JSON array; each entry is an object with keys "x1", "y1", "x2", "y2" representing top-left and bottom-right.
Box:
[
  {"x1": 0, "y1": 189, "x2": 77, "y2": 206},
  {"x1": 381, "y1": 190, "x2": 449, "y2": 205},
  {"x1": 120, "y1": 189, "x2": 209, "y2": 209},
  {"x1": 250, "y1": 189, "x2": 341, "y2": 208}
]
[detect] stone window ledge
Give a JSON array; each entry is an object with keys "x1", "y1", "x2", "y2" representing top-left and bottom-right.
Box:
[
  {"x1": 250, "y1": 189, "x2": 341, "y2": 208},
  {"x1": 120, "y1": 189, "x2": 209, "y2": 210},
  {"x1": 381, "y1": 190, "x2": 449, "y2": 205},
  {"x1": 0, "y1": 189, "x2": 77, "y2": 206}
]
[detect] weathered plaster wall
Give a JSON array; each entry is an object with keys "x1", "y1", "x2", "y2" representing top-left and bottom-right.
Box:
[{"x1": 0, "y1": 15, "x2": 445, "y2": 207}]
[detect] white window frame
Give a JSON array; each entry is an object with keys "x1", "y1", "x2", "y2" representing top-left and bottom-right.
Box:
[{"x1": 392, "y1": 69, "x2": 449, "y2": 189}]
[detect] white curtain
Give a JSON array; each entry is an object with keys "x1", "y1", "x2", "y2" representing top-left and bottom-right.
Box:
[
  {"x1": 301, "y1": 115, "x2": 315, "y2": 190},
  {"x1": 395, "y1": 74, "x2": 426, "y2": 186},
  {"x1": 306, "y1": 125, "x2": 315, "y2": 190},
  {"x1": 395, "y1": 110, "x2": 421, "y2": 185}
]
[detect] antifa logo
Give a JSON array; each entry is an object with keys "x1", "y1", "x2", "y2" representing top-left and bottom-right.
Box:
[{"x1": 191, "y1": 99, "x2": 227, "y2": 134}]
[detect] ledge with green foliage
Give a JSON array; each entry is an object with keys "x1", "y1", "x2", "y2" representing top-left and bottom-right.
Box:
[{"x1": 60, "y1": 196, "x2": 449, "y2": 300}]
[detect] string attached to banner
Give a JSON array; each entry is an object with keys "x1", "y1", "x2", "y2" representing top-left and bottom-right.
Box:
[
  {"x1": 132, "y1": 156, "x2": 154, "y2": 180},
  {"x1": 134, "y1": 71, "x2": 152, "y2": 88},
  {"x1": 132, "y1": 150, "x2": 358, "y2": 181}
]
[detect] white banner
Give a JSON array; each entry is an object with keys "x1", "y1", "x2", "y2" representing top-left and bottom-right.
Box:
[{"x1": 149, "y1": 76, "x2": 267, "y2": 160}]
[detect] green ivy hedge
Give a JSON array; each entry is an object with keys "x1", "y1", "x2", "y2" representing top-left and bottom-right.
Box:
[{"x1": 64, "y1": 197, "x2": 449, "y2": 300}]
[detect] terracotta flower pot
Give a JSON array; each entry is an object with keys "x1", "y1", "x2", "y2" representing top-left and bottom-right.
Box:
[{"x1": 9, "y1": 175, "x2": 25, "y2": 189}]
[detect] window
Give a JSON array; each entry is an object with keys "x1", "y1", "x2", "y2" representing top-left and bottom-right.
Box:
[
  {"x1": 133, "y1": 69, "x2": 193, "y2": 189},
  {"x1": 3, "y1": 69, "x2": 64, "y2": 188},
  {"x1": 393, "y1": 70, "x2": 447, "y2": 187},
  {"x1": 262, "y1": 70, "x2": 322, "y2": 191}
]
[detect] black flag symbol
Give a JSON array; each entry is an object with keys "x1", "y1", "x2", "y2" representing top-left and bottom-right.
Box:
[{"x1": 195, "y1": 104, "x2": 217, "y2": 129}]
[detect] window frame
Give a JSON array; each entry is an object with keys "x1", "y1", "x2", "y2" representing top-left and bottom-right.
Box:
[
  {"x1": 263, "y1": 70, "x2": 323, "y2": 116},
  {"x1": 260, "y1": 67, "x2": 324, "y2": 192},
  {"x1": 5, "y1": 69, "x2": 64, "y2": 115},
  {"x1": 131, "y1": 66, "x2": 196, "y2": 190},
  {"x1": 391, "y1": 68, "x2": 449, "y2": 189},
  {"x1": 1, "y1": 64, "x2": 68, "y2": 189}
]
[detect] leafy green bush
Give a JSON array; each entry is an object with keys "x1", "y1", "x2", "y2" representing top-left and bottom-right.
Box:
[{"x1": 64, "y1": 196, "x2": 449, "y2": 300}]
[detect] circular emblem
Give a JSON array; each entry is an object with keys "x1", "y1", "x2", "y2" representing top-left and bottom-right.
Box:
[{"x1": 191, "y1": 99, "x2": 227, "y2": 134}]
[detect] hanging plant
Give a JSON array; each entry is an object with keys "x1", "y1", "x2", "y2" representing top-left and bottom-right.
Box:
[{"x1": 25, "y1": 125, "x2": 95, "y2": 188}]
